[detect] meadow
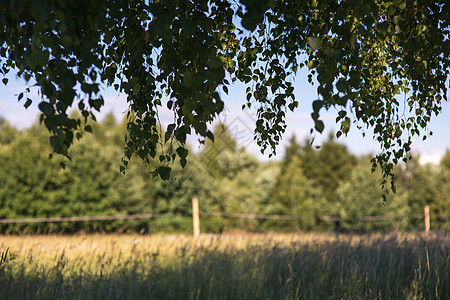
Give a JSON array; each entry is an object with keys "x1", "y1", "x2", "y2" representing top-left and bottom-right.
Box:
[{"x1": 0, "y1": 232, "x2": 448, "y2": 299}]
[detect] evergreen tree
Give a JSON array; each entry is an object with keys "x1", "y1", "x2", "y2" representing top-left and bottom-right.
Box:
[
  {"x1": 337, "y1": 160, "x2": 409, "y2": 231},
  {"x1": 0, "y1": 121, "x2": 156, "y2": 233},
  {"x1": 298, "y1": 137, "x2": 319, "y2": 176},
  {"x1": 280, "y1": 135, "x2": 301, "y2": 169},
  {"x1": 0, "y1": 117, "x2": 18, "y2": 145},
  {"x1": 198, "y1": 124, "x2": 239, "y2": 179},
  {"x1": 440, "y1": 151, "x2": 450, "y2": 171},
  {"x1": 269, "y1": 136, "x2": 326, "y2": 230},
  {"x1": 434, "y1": 152, "x2": 450, "y2": 229},
  {"x1": 314, "y1": 134, "x2": 355, "y2": 207},
  {"x1": 395, "y1": 155, "x2": 438, "y2": 229}
]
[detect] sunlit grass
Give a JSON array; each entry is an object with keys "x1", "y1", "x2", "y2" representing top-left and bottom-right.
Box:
[{"x1": 0, "y1": 232, "x2": 448, "y2": 299}]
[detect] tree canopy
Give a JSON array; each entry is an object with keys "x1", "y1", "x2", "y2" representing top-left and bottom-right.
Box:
[{"x1": 1, "y1": 0, "x2": 449, "y2": 186}]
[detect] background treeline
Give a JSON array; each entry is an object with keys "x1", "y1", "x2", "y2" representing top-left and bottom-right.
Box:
[{"x1": 0, "y1": 114, "x2": 448, "y2": 234}]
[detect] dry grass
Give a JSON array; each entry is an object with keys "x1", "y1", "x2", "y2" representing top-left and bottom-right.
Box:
[{"x1": 0, "y1": 232, "x2": 448, "y2": 299}]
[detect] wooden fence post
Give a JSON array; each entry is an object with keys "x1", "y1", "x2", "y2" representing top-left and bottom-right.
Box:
[
  {"x1": 192, "y1": 197, "x2": 200, "y2": 243},
  {"x1": 424, "y1": 205, "x2": 430, "y2": 234}
]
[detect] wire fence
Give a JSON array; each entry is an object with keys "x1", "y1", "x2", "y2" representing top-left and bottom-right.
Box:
[
  {"x1": 200, "y1": 212, "x2": 427, "y2": 222},
  {"x1": 0, "y1": 213, "x2": 176, "y2": 224},
  {"x1": 0, "y1": 211, "x2": 427, "y2": 224}
]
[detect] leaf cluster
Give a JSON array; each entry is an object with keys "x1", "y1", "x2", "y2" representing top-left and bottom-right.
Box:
[{"x1": 0, "y1": 0, "x2": 449, "y2": 187}]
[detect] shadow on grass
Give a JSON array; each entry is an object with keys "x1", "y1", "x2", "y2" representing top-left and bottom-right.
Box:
[{"x1": 0, "y1": 234, "x2": 448, "y2": 299}]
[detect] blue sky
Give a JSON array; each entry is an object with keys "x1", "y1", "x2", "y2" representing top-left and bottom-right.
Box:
[{"x1": 1, "y1": 71, "x2": 449, "y2": 164}]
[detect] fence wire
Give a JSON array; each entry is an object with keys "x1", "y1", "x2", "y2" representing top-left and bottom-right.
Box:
[{"x1": 0, "y1": 212, "x2": 427, "y2": 224}]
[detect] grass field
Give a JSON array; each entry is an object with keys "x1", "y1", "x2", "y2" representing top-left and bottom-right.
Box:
[{"x1": 0, "y1": 232, "x2": 448, "y2": 299}]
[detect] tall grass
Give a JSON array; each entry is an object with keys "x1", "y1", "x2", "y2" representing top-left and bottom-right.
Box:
[{"x1": 0, "y1": 232, "x2": 448, "y2": 299}]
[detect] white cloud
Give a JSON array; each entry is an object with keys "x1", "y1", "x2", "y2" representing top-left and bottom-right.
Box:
[{"x1": 419, "y1": 154, "x2": 442, "y2": 165}]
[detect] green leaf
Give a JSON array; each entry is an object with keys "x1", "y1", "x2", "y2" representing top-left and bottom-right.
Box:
[
  {"x1": 2, "y1": 78, "x2": 8, "y2": 85},
  {"x1": 165, "y1": 124, "x2": 175, "y2": 142},
  {"x1": 315, "y1": 120, "x2": 324, "y2": 133},
  {"x1": 336, "y1": 110, "x2": 347, "y2": 122},
  {"x1": 38, "y1": 102, "x2": 54, "y2": 116},
  {"x1": 133, "y1": 83, "x2": 141, "y2": 95},
  {"x1": 308, "y1": 37, "x2": 321, "y2": 51},
  {"x1": 206, "y1": 130, "x2": 214, "y2": 142},
  {"x1": 157, "y1": 166, "x2": 171, "y2": 180},
  {"x1": 312, "y1": 100, "x2": 323, "y2": 113},
  {"x1": 180, "y1": 158, "x2": 187, "y2": 168},
  {"x1": 176, "y1": 146, "x2": 189, "y2": 159},
  {"x1": 89, "y1": 98, "x2": 104, "y2": 112},
  {"x1": 342, "y1": 117, "x2": 351, "y2": 133},
  {"x1": 23, "y1": 98, "x2": 32, "y2": 109},
  {"x1": 336, "y1": 79, "x2": 348, "y2": 92}
]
